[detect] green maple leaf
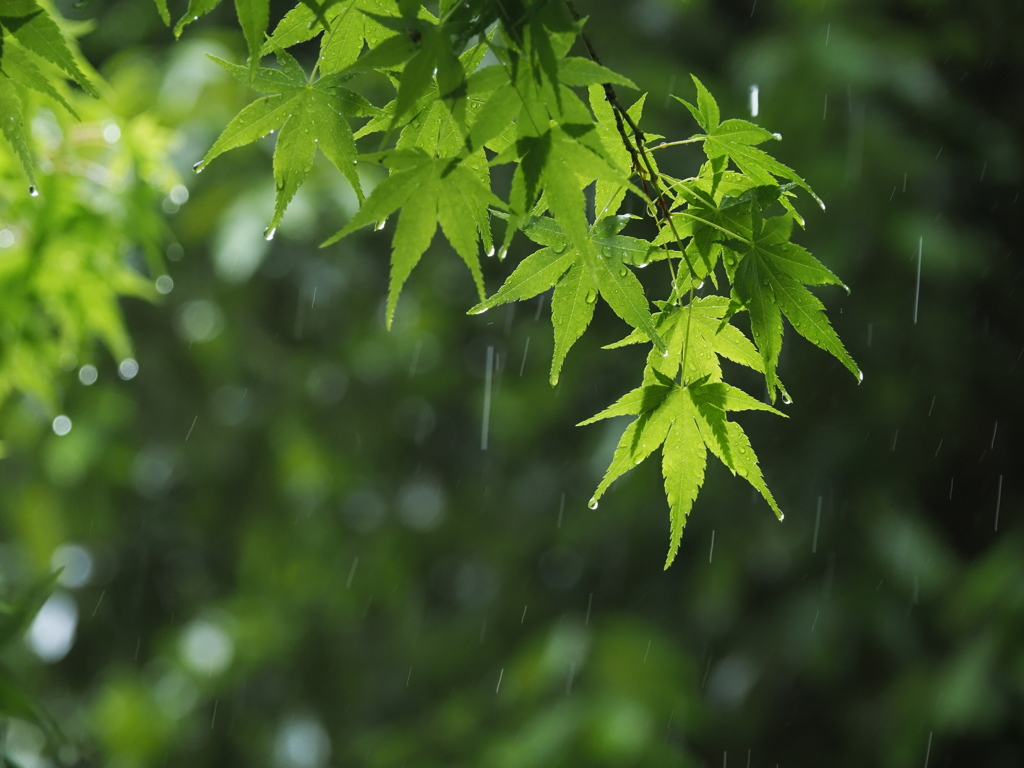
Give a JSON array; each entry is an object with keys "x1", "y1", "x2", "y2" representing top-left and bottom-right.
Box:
[
  {"x1": 234, "y1": 0, "x2": 270, "y2": 78},
  {"x1": 0, "y1": 0, "x2": 98, "y2": 97},
  {"x1": 262, "y1": 0, "x2": 435, "y2": 75},
  {"x1": 173, "y1": 0, "x2": 222, "y2": 38},
  {"x1": 195, "y1": 52, "x2": 372, "y2": 235},
  {"x1": 0, "y1": 73, "x2": 36, "y2": 187},
  {"x1": 588, "y1": 87, "x2": 647, "y2": 220},
  {"x1": 151, "y1": 0, "x2": 171, "y2": 24},
  {"x1": 675, "y1": 75, "x2": 822, "y2": 212},
  {"x1": 581, "y1": 373, "x2": 783, "y2": 568},
  {"x1": 468, "y1": 214, "x2": 664, "y2": 385},
  {"x1": 729, "y1": 209, "x2": 860, "y2": 399},
  {"x1": 606, "y1": 295, "x2": 765, "y2": 385},
  {"x1": 322, "y1": 150, "x2": 502, "y2": 327}
]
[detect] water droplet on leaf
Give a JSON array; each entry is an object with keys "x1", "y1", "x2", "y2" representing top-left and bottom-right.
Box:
[
  {"x1": 264, "y1": 227, "x2": 276, "y2": 241},
  {"x1": 585, "y1": 290, "x2": 597, "y2": 303},
  {"x1": 192, "y1": 161, "x2": 203, "y2": 173},
  {"x1": 28, "y1": 185, "x2": 38, "y2": 197},
  {"x1": 588, "y1": 498, "x2": 599, "y2": 510}
]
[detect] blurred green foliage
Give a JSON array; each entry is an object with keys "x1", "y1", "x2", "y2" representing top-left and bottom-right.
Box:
[{"x1": 1, "y1": 0, "x2": 1022, "y2": 767}]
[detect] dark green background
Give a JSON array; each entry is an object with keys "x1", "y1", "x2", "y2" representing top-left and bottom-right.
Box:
[{"x1": 2, "y1": 0, "x2": 1022, "y2": 765}]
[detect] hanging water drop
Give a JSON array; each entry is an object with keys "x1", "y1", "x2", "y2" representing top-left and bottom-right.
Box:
[
  {"x1": 192, "y1": 161, "x2": 203, "y2": 173},
  {"x1": 264, "y1": 227, "x2": 276, "y2": 241},
  {"x1": 486, "y1": 246, "x2": 495, "y2": 258},
  {"x1": 549, "y1": 374, "x2": 559, "y2": 387},
  {"x1": 375, "y1": 219, "x2": 387, "y2": 231},
  {"x1": 28, "y1": 185, "x2": 39, "y2": 197},
  {"x1": 772, "y1": 132, "x2": 782, "y2": 140},
  {"x1": 857, "y1": 370, "x2": 864, "y2": 383},
  {"x1": 469, "y1": 306, "x2": 488, "y2": 315},
  {"x1": 588, "y1": 498, "x2": 599, "y2": 510}
]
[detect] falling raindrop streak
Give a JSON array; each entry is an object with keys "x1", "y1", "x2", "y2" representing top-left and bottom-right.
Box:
[
  {"x1": 822, "y1": 93, "x2": 828, "y2": 120},
  {"x1": 520, "y1": 605, "x2": 527, "y2": 623},
  {"x1": 481, "y1": 346, "x2": 494, "y2": 450},
  {"x1": 185, "y1": 415, "x2": 198, "y2": 441},
  {"x1": 496, "y1": 668, "x2": 504, "y2": 693},
  {"x1": 990, "y1": 421, "x2": 998, "y2": 449},
  {"x1": 934, "y1": 439, "x2": 943, "y2": 458},
  {"x1": 825, "y1": 22, "x2": 830, "y2": 45},
  {"x1": 709, "y1": 529, "x2": 715, "y2": 563},
  {"x1": 891, "y1": 430, "x2": 899, "y2": 452},
  {"x1": 811, "y1": 609, "x2": 820, "y2": 632},
  {"x1": 923, "y1": 731, "x2": 933, "y2": 768},
  {"x1": 644, "y1": 640, "x2": 651, "y2": 663},
  {"x1": 534, "y1": 293, "x2": 545, "y2": 321},
  {"x1": 409, "y1": 341, "x2": 422, "y2": 377},
  {"x1": 994, "y1": 475, "x2": 1003, "y2": 531},
  {"x1": 346, "y1": 557, "x2": 359, "y2": 588},
  {"x1": 913, "y1": 237, "x2": 923, "y2": 324},
  {"x1": 519, "y1": 337, "x2": 530, "y2": 376},
  {"x1": 928, "y1": 395, "x2": 936, "y2": 416},
  {"x1": 406, "y1": 667, "x2": 412, "y2": 687},
  {"x1": 210, "y1": 700, "x2": 218, "y2": 730},
  {"x1": 812, "y1": 496, "x2": 822, "y2": 554},
  {"x1": 557, "y1": 492, "x2": 565, "y2": 528},
  {"x1": 566, "y1": 662, "x2": 576, "y2": 694},
  {"x1": 949, "y1": 477, "x2": 954, "y2": 500},
  {"x1": 585, "y1": 593, "x2": 593, "y2": 626}
]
